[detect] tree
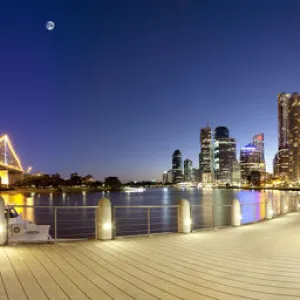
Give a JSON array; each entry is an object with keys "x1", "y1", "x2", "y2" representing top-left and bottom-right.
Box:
[{"x1": 104, "y1": 177, "x2": 122, "y2": 191}]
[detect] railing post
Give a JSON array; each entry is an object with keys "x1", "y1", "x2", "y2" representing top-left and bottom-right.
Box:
[
  {"x1": 0, "y1": 197, "x2": 7, "y2": 246},
  {"x1": 178, "y1": 199, "x2": 191, "y2": 233},
  {"x1": 95, "y1": 207, "x2": 98, "y2": 239},
  {"x1": 231, "y1": 199, "x2": 241, "y2": 226},
  {"x1": 54, "y1": 207, "x2": 57, "y2": 243},
  {"x1": 266, "y1": 199, "x2": 273, "y2": 220},
  {"x1": 147, "y1": 208, "x2": 151, "y2": 236},
  {"x1": 113, "y1": 206, "x2": 117, "y2": 239},
  {"x1": 97, "y1": 198, "x2": 112, "y2": 240}
]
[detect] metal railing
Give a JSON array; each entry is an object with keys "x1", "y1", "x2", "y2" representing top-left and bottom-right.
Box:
[
  {"x1": 8, "y1": 205, "x2": 98, "y2": 242},
  {"x1": 113, "y1": 205, "x2": 179, "y2": 237},
  {"x1": 5, "y1": 198, "x2": 300, "y2": 242}
]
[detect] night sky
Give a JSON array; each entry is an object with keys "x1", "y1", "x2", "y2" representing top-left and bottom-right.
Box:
[{"x1": 1, "y1": 0, "x2": 300, "y2": 181}]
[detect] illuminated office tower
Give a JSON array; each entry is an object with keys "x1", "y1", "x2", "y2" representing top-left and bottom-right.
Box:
[
  {"x1": 200, "y1": 126, "x2": 212, "y2": 183},
  {"x1": 278, "y1": 93, "x2": 290, "y2": 178},
  {"x1": 288, "y1": 93, "x2": 300, "y2": 182},
  {"x1": 172, "y1": 149, "x2": 183, "y2": 183},
  {"x1": 184, "y1": 159, "x2": 193, "y2": 182}
]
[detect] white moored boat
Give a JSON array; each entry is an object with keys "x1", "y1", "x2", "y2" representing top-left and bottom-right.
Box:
[
  {"x1": 123, "y1": 187, "x2": 146, "y2": 193},
  {"x1": 5, "y1": 206, "x2": 51, "y2": 243}
]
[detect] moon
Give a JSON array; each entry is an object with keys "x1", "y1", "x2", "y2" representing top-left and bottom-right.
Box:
[{"x1": 46, "y1": 21, "x2": 55, "y2": 31}]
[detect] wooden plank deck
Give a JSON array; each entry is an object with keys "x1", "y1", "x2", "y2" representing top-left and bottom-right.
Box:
[{"x1": 1, "y1": 212, "x2": 300, "y2": 300}]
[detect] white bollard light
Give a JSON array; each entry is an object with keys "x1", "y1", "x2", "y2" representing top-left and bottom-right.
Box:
[
  {"x1": 266, "y1": 200, "x2": 273, "y2": 220},
  {"x1": 97, "y1": 198, "x2": 112, "y2": 240},
  {"x1": 0, "y1": 197, "x2": 7, "y2": 245},
  {"x1": 178, "y1": 199, "x2": 191, "y2": 233},
  {"x1": 231, "y1": 199, "x2": 241, "y2": 226}
]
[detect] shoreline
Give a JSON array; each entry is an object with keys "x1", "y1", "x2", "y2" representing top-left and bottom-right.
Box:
[{"x1": 1, "y1": 185, "x2": 300, "y2": 193}]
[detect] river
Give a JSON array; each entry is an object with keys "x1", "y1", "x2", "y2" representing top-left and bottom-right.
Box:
[{"x1": 1, "y1": 188, "x2": 298, "y2": 238}]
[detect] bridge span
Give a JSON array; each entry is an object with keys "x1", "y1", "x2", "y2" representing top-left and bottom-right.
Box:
[{"x1": 0, "y1": 134, "x2": 23, "y2": 185}]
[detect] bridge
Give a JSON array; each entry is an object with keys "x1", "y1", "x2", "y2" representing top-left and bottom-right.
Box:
[{"x1": 0, "y1": 134, "x2": 23, "y2": 185}]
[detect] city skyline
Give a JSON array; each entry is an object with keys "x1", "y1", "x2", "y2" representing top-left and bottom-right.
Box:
[{"x1": 2, "y1": 1, "x2": 300, "y2": 180}]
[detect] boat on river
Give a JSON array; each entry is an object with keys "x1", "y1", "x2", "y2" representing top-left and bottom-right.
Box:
[
  {"x1": 123, "y1": 187, "x2": 146, "y2": 193},
  {"x1": 5, "y1": 206, "x2": 51, "y2": 243}
]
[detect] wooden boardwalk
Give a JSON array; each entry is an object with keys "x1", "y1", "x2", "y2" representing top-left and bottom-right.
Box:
[{"x1": 1, "y1": 212, "x2": 300, "y2": 300}]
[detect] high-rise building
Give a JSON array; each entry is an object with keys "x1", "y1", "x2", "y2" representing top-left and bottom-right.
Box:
[
  {"x1": 253, "y1": 133, "x2": 266, "y2": 173},
  {"x1": 232, "y1": 160, "x2": 241, "y2": 185},
  {"x1": 213, "y1": 126, "x2": 236, "y2": 184},
  {"x1": 200, "y1": 126, "x2": 212, "y2": 183},
  {"x1": 184, "y1": 159, "x2": 193, "y2": 182},
  {"x1": 278, "y1": 93, "x2": 290, "y2": 178},
  {"x1": 214, "y1": 126, "x2": 229, "y2": 139},
  {"x1": 253, "y1": 133, "x2": 265, "y2": 161},
  {"x1": 288, "y1": 93, "x2": 300, "y2": 182},
  {"x1": 172, "y1": 149, "x2": 183, "y2": 183},
  {"x1": 162, "y1": 171, "x2": 168, "y2": 184},
  {"x1": 240, "y1": 144, "x2": 261, "y2": 183},
  {"x1": 273, "y1": 152, "x2": 280, "y2": 177},
  {"x1": 192, "y1": 168, "x2": 200, "y2": 182},
  {"x1": 167, "y1": 169, "x2": 173, "y2": 183}
]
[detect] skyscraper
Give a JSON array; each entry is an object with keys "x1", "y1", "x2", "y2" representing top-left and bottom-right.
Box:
[
  {"x1": 240, "y1": 144, "x2": 261, "y2": 183},
  {"x1": 162, "y1": 171, "x2": 168, "y2": 184},
  {"x1": 200, "y1": 126, "x2": 212, "y2": 183},
  {"x1": 172, "y1": 149, "x2": 183, "y2": 183},
  {"x1": 232, "y1": 160, "x2": 241, "y2": 185},
  {"x1": 288, "y1": 93, "x2": 300, "y2": 182},
  {"x1": 253, "y1": 133, "x2": 266, "y2": 173},
  {"x1": 273, "y1": 152, "x2": 280, "y2": 177},
  {"x1": 184, "y1": 159, "x2": 193, "y2": 182},
  {"x1": 213, "y1": 127, "x2": 236, "y2": 184},
  {"x1": 278, "y1": 93, "x2": 290, "y2": 178},
  {"x1": 214, "y1": 126, "x2": 229, "y2": 139}
]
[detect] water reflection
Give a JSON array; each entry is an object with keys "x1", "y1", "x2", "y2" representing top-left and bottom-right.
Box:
[{"x1": 1, "y1": 192, "x2": 35, "y2": 222}]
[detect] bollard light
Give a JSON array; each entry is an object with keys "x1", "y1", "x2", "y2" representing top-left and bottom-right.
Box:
[
  {"x1": 285, "y1": 205, "x2": 288, "y2": 210},
  {"x1": 269, "y1": 210, "x2": 274, "y2": 216},
  {"x1": 184, "y1": 219, "x2": 192, "y2": 226},
  {"x1": 103, "y1": 223, "x2": 112, "y2": 230}
]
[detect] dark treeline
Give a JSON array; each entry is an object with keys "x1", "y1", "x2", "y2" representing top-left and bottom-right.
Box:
[{"x1": 14, "y1": 173, "x2": 161, "y2": 191}]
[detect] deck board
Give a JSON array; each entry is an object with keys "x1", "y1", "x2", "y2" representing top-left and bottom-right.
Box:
[
  {"x1": 0, "y1": 248, "x2": 27, "y2": 300},
  {"x1": 1, "y1": 211, "x2": 300, "y2": 300}
]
